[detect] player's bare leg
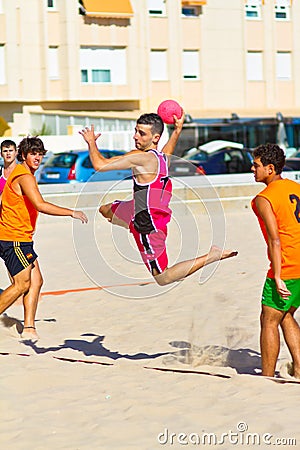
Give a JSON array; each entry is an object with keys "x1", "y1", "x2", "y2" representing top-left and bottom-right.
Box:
[
  {"x1": 260, "y1": 305, "x2": 283, "y2": 377},
  {"x1": 153, "y1": 245, "x2": 238, "y2": 286},
  {"x1": 99, "y1": 203, "x2": 129, "y2": 229},
  {"x1": 280, "y1": 307, "x2": 300, "y2": 379},
  {"x1": 21, "y1": 260, "x2": 43, "y2": 340},
  {"x1": 0, "y1": 266, "x2": 31, "y2": 314}
]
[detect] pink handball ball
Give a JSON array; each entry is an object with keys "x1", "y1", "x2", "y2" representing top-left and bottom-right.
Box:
[{"x1": 157, "y1": 99, "x2": 183, "y2": 124}]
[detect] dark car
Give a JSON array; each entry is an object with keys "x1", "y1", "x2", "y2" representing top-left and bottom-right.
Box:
[
  {"x1": 185, "y1": 148, "x2": 253, "y2": 175},
  {"x1": 169, "y1": 141, "x2": 253, "y2": 176},
  {"x1": 285, "y1": 150, "x2": 300, "y2": 171},
  {"x1": 38, "y1": 149, "x2": 132, "y2": 184},
  {"x1": 168, "y1": 155, "x2": 199, "y2": 177}
]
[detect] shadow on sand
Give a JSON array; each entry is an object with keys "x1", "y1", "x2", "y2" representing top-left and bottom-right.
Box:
[
  {"x1": 21, "y1": 333, "x2": 171, "y2": 361},
  {"x1": 20, "y1": 335, "x2": 261, "y2": 374}
]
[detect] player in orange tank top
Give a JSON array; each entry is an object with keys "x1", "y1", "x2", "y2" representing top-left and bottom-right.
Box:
[
  {"x1": 0, "y1": 136, "x2": 88, "y2": 340},
  {"x1": 0, "y1": 139, "x2": 35, "y2": 336},
  {"x1": 252, "y1": 143, "x2": 300, "y2": 379}
]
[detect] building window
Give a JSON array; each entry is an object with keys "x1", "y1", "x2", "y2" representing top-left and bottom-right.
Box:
[
  {"x1": 81, "y1": 69, "x2": 88, "y2": 83},
  {"x1": 247, "y1": 51, "x2": 263, "y2": 81},
  {"x1": 80, "y1": 47, "x2": 126, "y2": 84},
  {"x1": 275, "y1": 0, "x2": 290, "y2": 21},
  {"x1": 150, "y1": 50, "x2": 168, "y2": 80},
  {"x1": 92, "y1": 69, "x2": 111, "y2": 83},
  {"x1": 245, "y1": 0, "x2": 262, "y2": 20},
  {"x1": 182, "y1": 50, "x2": 199, "y2": 79},
  {"x1": 148, "y1": 0, "x2": 166, "y2": 16},
  {"x1": 276, "y1": 52, "x2": 292, "y2": 79},
  {"x1": 182, "y1": 6, "x2": 202, "y2": 17},
  {"x1": 0, "y1": 44, "x2": 5, "y2": 84},
  {"x1": 48, "y1": 46, "x2": 59, "y2": 79},
  {"x1": 47, "y1": 0, "x2": 56, "y2": 9}
]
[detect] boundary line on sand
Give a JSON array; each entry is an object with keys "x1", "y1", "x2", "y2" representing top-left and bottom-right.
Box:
[{"x1": 40, "y1": 281, "x2": 155, "y2": 297}]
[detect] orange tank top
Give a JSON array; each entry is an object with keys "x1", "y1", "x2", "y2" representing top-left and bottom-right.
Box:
[
  {"x1": 252, "y1": 178, "x2": 300, "y2": 279},
  {"x1": 0, "y1": 165, "x2": 38, "y2": 242}
]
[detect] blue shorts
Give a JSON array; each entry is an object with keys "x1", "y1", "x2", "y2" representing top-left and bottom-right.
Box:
[
  {"x1": 0, "y1": 241, "x2": 38, "y2": 277},
  {"x1": 262, "y1": 278, "x2": 300, "y2": 311}
]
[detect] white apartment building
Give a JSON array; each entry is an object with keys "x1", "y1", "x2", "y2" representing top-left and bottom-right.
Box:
[{"x1": 0, "y1": 0, "x2": 298, "y2": 137}]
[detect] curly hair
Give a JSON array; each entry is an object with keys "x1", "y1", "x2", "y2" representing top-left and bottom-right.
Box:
[
  {"x1": 17, "y1": 136, "x2": 47, "y2": 162},
  {"x1": 137, "y1": 113, "x2": 164, "y2": 136},
  {"x1": 253, "y1": 143, "x2": 285, "y2": 174}
]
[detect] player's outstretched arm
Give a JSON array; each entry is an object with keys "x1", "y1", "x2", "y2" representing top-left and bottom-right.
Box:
[
  {"x1": 79, "y1": 124, "x2": 104, "y2": 171},
  {"x1": 19, "y1": 174, "x2": 88, "y2": 223},
  {"x1": 80, "y1": 125, "x2": 152, "y2": 172},
  {"x1": 161, "y1": 112, "x2": 185, "y2": 157},
  {"x1": 71, "y1": 210, "x2": 89, "y2": 223}
]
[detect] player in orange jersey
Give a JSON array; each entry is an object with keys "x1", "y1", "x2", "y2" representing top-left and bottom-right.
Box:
[
  {"x1": 0, "y1": 137, "x2": 88, "y2": 340},
  {"x1": 252, "y1": 143, "x2": 300, "y2": 378}
]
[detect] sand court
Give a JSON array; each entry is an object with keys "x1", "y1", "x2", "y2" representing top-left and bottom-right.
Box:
[{"x1": 1, "y1": 204, "x2": 300, "y2": 449}]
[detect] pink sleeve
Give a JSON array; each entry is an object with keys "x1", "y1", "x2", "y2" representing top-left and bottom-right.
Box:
[{"x1": 0, "y1": 176, "x2": 6, "y2": 194}]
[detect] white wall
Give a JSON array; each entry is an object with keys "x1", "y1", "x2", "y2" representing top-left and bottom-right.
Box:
[
  {"x1": 2, "y1": 125, "x2": 171, "y2": 154},
  {"x1": 1, "y1": 131, "x2": 135, "y2": 153}
]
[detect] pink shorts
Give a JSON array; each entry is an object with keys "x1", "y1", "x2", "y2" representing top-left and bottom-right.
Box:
[{"x1": 111, "y1": 200, "x2": 168, "y2": 274}]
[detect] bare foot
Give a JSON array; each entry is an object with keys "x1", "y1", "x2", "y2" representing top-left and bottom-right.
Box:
[
  {"x1": 21, "y1": 326, "x2": 39, "y2": 341},
  {"x1": 207, "y1": 245, "x2": 238, "y2": 264},
  {"x1": 221, "y1": 249, "x2": 238, "y2": 260}
]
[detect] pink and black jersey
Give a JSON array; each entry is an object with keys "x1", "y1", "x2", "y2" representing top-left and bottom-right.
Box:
[
  {"x1": 0, "y1": 175, "x2": 6, "y2": 195},
  {"x1": 133, "y1": 149, "x2": 172, "y2": 234}
]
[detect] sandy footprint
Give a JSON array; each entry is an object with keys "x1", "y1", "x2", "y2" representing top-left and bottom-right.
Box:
[
  {"x1": 0, "y1": 314, "x2": 23, "y2": 338},
  {"x1": 278, "y1": 360, "x2": 300, "y2": 381}
]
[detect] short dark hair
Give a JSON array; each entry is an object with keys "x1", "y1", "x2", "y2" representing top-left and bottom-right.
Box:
[
  {"x1": 17, "y1": 136, "x2": 47, "y2": 162},
  {"x1": 137, "y1": 113, "x2": 164, "y2": 136},
  {"x1": 1, "y1": 139, "x2": 17, "y2": 151},
  {"x1": 253, "y1": 143, "x2": 285, "y2": 175}
]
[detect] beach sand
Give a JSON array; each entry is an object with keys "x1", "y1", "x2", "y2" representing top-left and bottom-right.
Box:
[{"x1": 1, "y1": 203, "x2": 300, "y2": 449}]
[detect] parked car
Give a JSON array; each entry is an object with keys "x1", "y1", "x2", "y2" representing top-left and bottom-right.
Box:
[
  {"x1": 285, "y1": 150, "x2": 300, "y2": 171},
  {"x1": 285, "y1": 147, "x2": 297, "y2": 158},
  {"x1": 168, "y1": 155, "x2": 199, "y2": 177},
  {"x1": 182, "y1": 140, "x2": 244, "y2": 158},
  {"x1": 38, "y1": 149, "x2": 132, "y2": 184},
  {"x1": 169, "y1": 141, "x2": 253, "y2": 176}
]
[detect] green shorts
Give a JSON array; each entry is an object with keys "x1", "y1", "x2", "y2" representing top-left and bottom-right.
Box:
[{"x1": 262, "y1": 278, "x2": 300, "y2": 311}]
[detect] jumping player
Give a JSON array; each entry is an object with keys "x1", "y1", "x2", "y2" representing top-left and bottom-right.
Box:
[{"x1": 80, "y1": 113, "x2": 237, "y2": 286}]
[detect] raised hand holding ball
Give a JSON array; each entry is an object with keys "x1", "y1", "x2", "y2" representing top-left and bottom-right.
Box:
[{"x1": 157, "y1": 99, "x2": 183, "y2": 124}]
